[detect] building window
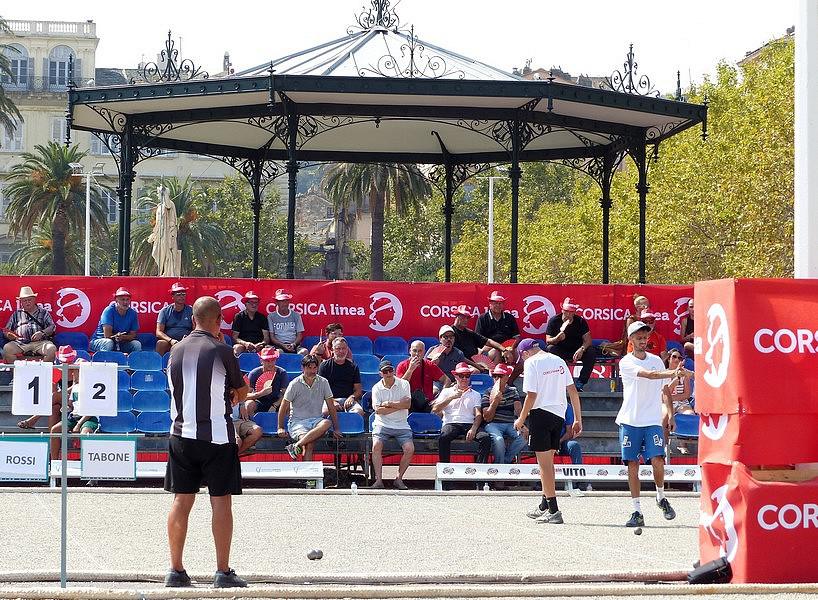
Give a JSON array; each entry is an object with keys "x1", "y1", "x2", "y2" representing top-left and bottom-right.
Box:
[
  {"x1": 0, "y1": 183, "x2": 11, "y2": 222},
  {"x1": 51, "y1": 117, "x2": 67, "y2": 143},
  {"x1": 0, "y1": 44, "x2": 29, "y2": 89},
  {"x1": 48, "y1": 45, "x2": 74, "y2": 88},
  {"x1": 90, "y1": 132, "x2": 120, "y2": 156},
  {"x1": 101, "y1": 188, "x2": 118, "y2": 224},
  {"x1": 1, "y1": 123, "x2": 23, "y2": 152}
]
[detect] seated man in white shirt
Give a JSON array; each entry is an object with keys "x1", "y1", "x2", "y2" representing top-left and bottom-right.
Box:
[
  {"x1": 370, "y1": 360, "x2": 414, "y2": 490},
  {"x1": 432, "y1": 362, "x2": 490, "y2": 464}
]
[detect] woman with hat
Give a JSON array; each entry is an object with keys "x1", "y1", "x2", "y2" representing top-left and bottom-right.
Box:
[
  {"x1": 89, "y1": 288, "x2": 142, "y2": 353},
  {"x1": 3, "y1": 286, "x2": 57, "y2": 363}
]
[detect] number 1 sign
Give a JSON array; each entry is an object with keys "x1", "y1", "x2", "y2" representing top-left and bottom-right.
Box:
[
  {"x1": 11, "y1": 361, "x2": 54, "y2": 416},
  {"x1": 76, "y1": 362, "x2": 118, "y2": 417}
]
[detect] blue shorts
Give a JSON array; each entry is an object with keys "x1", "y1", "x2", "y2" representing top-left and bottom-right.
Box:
[
  {"x1": 619, "y1": 424, "x2": 665, "y2": 463},
  {"x1": 289, "y1": 417, "x2": 326, "y2": 441}
]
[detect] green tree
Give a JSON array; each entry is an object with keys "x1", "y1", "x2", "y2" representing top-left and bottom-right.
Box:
[
  {"x1": 130, "y1": 176, "x2": 229, "y2": 276},
  {"x1": 4, "y1": 142, "x2": 109, "y2": 274},
  {"x1": 0, "y1": 16, "x2": 23, "y2": 139},
  {"x1": 323, "y1": 163, "x2": 431, "y2": 280},
  {"x1": 381, "y1": 190, "x2": 444, "y2": 281},
  {"x1": 10, "y1": 220, "x2": 114, "y2": 275}
]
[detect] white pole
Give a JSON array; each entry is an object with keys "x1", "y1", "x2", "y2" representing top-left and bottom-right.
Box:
[
  {"x1": 795, "y1": 0, "x2": 818, "y2": 278},
  {"x1": 488, "y1": 177, "x2": 494, "y2": 284},
  {"x1": 84, "y1": 173, "x2": 91, "y2": 277}
]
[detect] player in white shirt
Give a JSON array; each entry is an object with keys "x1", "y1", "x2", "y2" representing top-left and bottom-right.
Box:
[
  {"x1": 618, "y1": 321, "x2": 693, "y2": 528},
  {"x1": 514, "y1": 338, "x2": 582, "y2": 524}
]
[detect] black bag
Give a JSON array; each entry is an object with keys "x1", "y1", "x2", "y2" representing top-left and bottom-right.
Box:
[{"x1": 410, "y1": 388, "x2": 431, "y2": 413}]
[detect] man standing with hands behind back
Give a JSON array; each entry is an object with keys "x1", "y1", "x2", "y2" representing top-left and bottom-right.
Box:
[
  {"x1": 545, "y1": 297, "x2": 596, "y2": 392},
  {"x1": 164, "y1": 296, "x2": 249, "y2": 589}
]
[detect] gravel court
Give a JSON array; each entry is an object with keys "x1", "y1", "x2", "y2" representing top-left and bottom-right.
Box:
[{"x1": 0, "y1": 490, "x2": 699, "y2": 577}]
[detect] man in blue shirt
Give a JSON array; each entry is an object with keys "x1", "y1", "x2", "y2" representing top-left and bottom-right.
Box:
[
  {"x1": 156, "y1": 283, "x2": 194, "y2": 355},
  {"x1": 89, "y1": 287, "x2": 141, "y2": 353}
]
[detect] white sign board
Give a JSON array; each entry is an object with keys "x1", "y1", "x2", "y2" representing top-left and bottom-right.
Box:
[
  {"x1": 0, "y1": 440, "x2": 50, "y2": 481},
  {"x1": 436, "y1": 462, "x2": 702, "y2": 482},
  {"x1": 80, "y1": 439, "x2": 136, "y2": 480},
  {"x1": 11, "y1": 361, "x2": 54, "y2": 416},
  {"x1": 76, "y1": 362, "x2": 118, "y2": 417}
]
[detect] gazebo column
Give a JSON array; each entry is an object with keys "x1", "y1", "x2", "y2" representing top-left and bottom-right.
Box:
[
  {"x1": 509, "y1": 120, "x2": 522, "y2": 284},
  {"x1": 118, "y1": 121, "x2": 136, "y2": 276},
  {"x1": 443, "y1": 161, "x2": 454, "y2": 282},
  {"x1": 600, "y1": 152, "x2": 615, "y2": 284},
  {"x1": 633, "y1": 143, "x2": 649, "y2": 284},
  {"x1": 285, "y1": 112, "x2": 299, "y2": 280},
  {"x1": 248, "y1": 158, "x2": 263, "y2": 279}
]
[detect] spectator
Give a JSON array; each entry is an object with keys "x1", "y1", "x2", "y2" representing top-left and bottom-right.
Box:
[
  {"x1": 278, "y1": 354, "x2": 340, "y2": 462},
  {"x1": 310, "y1": 323, "x2": 347, "y2": 360},
  {"x1": 50, "y1": 355, "x2": 98, "y2": 459},
  {"x1": 426, "y1": 325, "x2": 467, "y2": 389},
  {"x1": 679, "y1": 298, "x2": 695, "y2": 356},
  {"x1": 559, "y1": 402, "x2": 590, "y2": 492},
  {"x1": 545, "y1": 297, "x2": 596, "y2": 392},
  {"x1": 318, "y1": 337, "x2": 364, "y2": 416},
  {"x1": 3, "y1": 286, "x2": 57, "y2": 363},
  {"x1": 396, "y1": 340, "x2": 449, "y2": 412},
  {"x1": 516, "y1": 338, "x2": 582, "y2": 525},
  {"x1": 627, "y1": 310, "x2": 668, "y2": 361},
  {"x1": 475, "y1": 291, "x2": 520, "y2": 364},
  {"x1": 18, "y1": 344, "x2": 73, "y2": 432},
  {"x1": 433, "y1": 362, "x2": 490, "y2": 465},
  {"x1": 370, "y1": 360, "x2": 414, "y2": 490},
  {"x1": 602, "y1": 294, "x2": 651, "y2": 358},
  {"x1": 244, "y1": 347, "x2": 288, "y2": 417},
  {"x1": 481, "y1": 363, "x2": 525, "y2": 465},
  {"x1": 89, "y1": 288, "x2": 141, "y2": 353},
  {"x1": 663, "y1": 349, "x2": 694, "y2": 416},
  {"x1": 267, "y1": 289, "x2": 307, "y2": 356},
  {"x1": 617, "y1": 320, "x2": 689, "y2": 528},
  {"x1": 450, "y1": 305, "x2": 507, "y2": 372},
  {"x1": 231, "y1": 401, "x2": 263, "y2": 456},
  {"x1": 231, "y1": 291, "x2": 270, "y2": 357},
  {"x1": 156, "y1": 283, "x2": 194, "y2": 355}
]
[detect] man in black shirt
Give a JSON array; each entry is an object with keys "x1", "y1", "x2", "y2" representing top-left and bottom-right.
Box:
[
  {"x1": 545, "y1": 297, "x2": 597, "y2": 392},
  {"x1": 318, "y1": 337, "x2": 364, "y2": 416},
  {"x1": 231, "y1": 291, "x2": 270, "y2": 357},
  {"x1": 451, "y1": 305, "x2": 508, "y2": 372},
  {"x1": 475, "y1": 291, "x2": 520, "y2": 364}
]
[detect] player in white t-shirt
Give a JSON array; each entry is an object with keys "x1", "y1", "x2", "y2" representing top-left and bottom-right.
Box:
[
  {"x1": 618, "y1": 321, "x2": 693, "y2": 528},
  {"x1": 514, "y1": 338, "x2": 582, "y2": 524}
]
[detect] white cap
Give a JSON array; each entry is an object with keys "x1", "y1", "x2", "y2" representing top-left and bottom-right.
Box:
[
  {"x1": 627, "y1": 321, "x2": 651, "y2": 337},
  {"x1": 439, "y1": 325, "x2": 455, "y2": 337}
]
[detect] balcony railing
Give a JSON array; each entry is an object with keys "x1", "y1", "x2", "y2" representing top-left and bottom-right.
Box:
[
  {"x1": 0, "y1": 77, "x2": 95, "y2": 94},
  {"x1": 6, "y1": 20, "x2": 96, "y2": 38}
]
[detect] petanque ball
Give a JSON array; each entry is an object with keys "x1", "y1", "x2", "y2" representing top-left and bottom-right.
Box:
[
  {"x1": 307, "y1": 549, "x2": 324, "y2": 560},
  {"x1": 634, "y1": 527, "x2": 643, "y2": 536}
]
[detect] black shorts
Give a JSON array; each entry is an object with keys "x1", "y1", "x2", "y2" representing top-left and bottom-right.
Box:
[
  {"x1": 527, "y1": 409, "x2": 565, "y2": 452},
  {"x1": 164, "y1": 435, "x2": 242, "y2": 497}
]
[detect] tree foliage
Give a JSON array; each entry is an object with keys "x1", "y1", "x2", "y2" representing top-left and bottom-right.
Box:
[{"x1": 0, "y1": 15, "x2": 23, "y2": 136}]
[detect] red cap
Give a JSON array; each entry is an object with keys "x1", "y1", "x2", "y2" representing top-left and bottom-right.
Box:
[
  {"x1": 57, "y1": 345, "x2": 77, "y2": 364},
  {"x1": 243, "y1": 291, "x2": 260, "y2": 301},
  {"x1": 259, "y1": 347, "x2": 280, "y2": 361},
  {"x1": 488, "y1": 291, "x2": 506, "y2": 302},
  {"x1": 491, "y1": 363, "x2": 514, "y2": 376},
  {"x1": 452, "y1": 305, "x2": 470, "y2": 317},
  {"x1": 170, "y1": 282, "x2": 187, "y2": 294},
  {"x1": 274, "y1": 288, "x2": 293, "y2": 301},
  {"x1": 113, "y1": 287, "x2": 131, "y2": 297},
  {"x1": 561, "y1": 297, "x2": 580, "y2": 311},
  {"x1": 453, "y1": 362, "x2": 475, "y2": 376}
]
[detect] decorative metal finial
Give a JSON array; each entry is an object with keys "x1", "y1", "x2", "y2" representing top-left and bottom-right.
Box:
[
  {"x1": 675, "y1": 70, "x2": 684, "y2": 102},
  {"x1": 136, "y1": 30, "x2": 209, "y2": 83},
  {"x1": 605, "y1": 44, "x2": 658, "y2": 97},
  {"x1": 349, "y1": 0, "x2": 400, "y2": 33}
]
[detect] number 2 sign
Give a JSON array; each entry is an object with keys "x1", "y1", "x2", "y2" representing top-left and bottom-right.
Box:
[
  {"x1": 76, "y1": 362, "x2": 118, "y2": 417},
  {"x1": 11, "y1": 361, "x2": 54, "y2": 416}
]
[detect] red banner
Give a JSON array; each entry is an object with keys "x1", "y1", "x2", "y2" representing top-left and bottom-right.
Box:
[
  {"x1": 700, "y1": 461, "x2": 818, "y2": 583},
  {"x1": 0, "y1": 276, "x2": 691, "y2": 344},
  {"x1": 694, "y1": 278, "x2": 818, "y2": 416}
]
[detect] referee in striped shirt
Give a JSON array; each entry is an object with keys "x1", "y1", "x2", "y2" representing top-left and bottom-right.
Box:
[{"x1": 164, "y1": 296, "x2": 249, "y2": 589}]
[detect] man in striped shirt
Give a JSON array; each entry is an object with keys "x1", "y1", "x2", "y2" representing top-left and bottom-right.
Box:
[{"x1": 164, "y1": 296, "x2": 249, "y2": 589}]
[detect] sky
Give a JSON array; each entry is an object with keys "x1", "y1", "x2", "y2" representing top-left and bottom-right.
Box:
[{"x1": 8, "y1": 0, "x2": 796, "y2": 94}]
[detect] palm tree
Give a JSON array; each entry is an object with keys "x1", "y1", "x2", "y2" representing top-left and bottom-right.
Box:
[
  {"x1": 0, "y1": 16, "x2": 24, "y2": 137},
  {"x1": 322, "y1": 163, "x2": 431, "y2": 280},
  {"x1": 130, "y1": 176, "x2": 228, "y2": 276},
  {"x1": 4, "y1": 142, "x2": 109, "y2": 274},
  {"x1": 9, "y1": 221, "x2": 113, "y2": 275}
]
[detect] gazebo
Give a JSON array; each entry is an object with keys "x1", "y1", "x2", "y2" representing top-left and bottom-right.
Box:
[{"x1": 66, "y1": 0, "x2": 707, "y2": 283}]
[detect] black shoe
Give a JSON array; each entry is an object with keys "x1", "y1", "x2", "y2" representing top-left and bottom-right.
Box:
[
  {"x1": 658, "y1": 497, "x2": 676, "y2": 520},
  {"x1": 214, "y1": 568, "x2": 248, "y2": 588},
  {"x1": 625, "y1": 511, "x2": 645, "y2": 527},
  {"x1": 164, "y1": 569, "x2": 192, "y2": 587}
]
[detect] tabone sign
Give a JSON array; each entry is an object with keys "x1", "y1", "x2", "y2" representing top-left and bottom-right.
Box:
[
  {"x1": 0, "y1": 440, "x2": 49, "y2": 481},
  {"x1": 80, "y1": 439, "x2": 136, "y2": 480}
]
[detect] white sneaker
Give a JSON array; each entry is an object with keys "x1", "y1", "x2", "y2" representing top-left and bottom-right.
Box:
[
  {"x1": 536, "y1": 510, "x2": 564, "y2": 524},
  {"x1": 526, "y1": 505, "x2": 547, "y2": 519}
]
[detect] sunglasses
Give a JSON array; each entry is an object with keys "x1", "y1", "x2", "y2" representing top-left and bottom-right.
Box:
[
  {"x1": 380, "y1": 368, "x2": 394, "y2": 374},
  {"x1": 669, "y1": 354, "x2": 683, "y2": 360}
]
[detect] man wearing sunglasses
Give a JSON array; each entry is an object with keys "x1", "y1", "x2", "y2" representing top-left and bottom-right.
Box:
[
  {"x1": 433, "y1": 362, "x2": 491, "y2": 467},
  {"x1": 481, "y1": 363, "x2": 526, "y2": 465},
  {"x1": 370, "y1": 360, "x2": 414, "y2": 490}
]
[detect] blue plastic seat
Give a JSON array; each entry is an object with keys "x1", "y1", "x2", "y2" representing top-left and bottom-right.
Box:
[
  {"x1": 684, "y1": 357, "x2": 695, "y2": 371},
  {"x1": 162, "y1": 352, "x2": 171, "y2": 370},
  {"x1": 118, "y1": 370, "x2": 130, "y2": 391},
  {"x1": 136, "y1": 410, "x2": 171, "y2": 434},
  {"x1": 223, "y1": 334, "x2": 233, "y2": 347},
  {"x1": 302, "y1": 336, "x2": 320, "y2": 350},
  {"x1": 130, "y1": 370, "x2": 168, "y2": 391},
  {"x1": 470, "y1": 373, "x2": 494, "y2": 395},
  {"x1": 373, "y1": 336, "x2": 408, "y2": 357},
  {"x1": 368, "y1": 411, "x2": 376, "y2": 432},
  {"x1": 99, "y1": 412, "x2": 136, "y2": 433},
  {"x1": 132, "y1": 390, "x2": 171, "y2": 412},
  {"x1": 277, "y1": 353, "x2": 304, "y2": 372},
  {"x1": 128, "y1": 351, "x2": 163, "y2": 371},
  {"x1": 335, "y1": 412, "x2": 365, "y2": 435},
  {"x1": 285, "y1": 370, "x2": 301, "y2": 381},
  {"x1": 136, "y1": 333, "x2": 158, "y2": 352},
  {"x1": 252, "y1": 411, "x2": 279, "y2": 435},
  {"x1": 666, "y1": 340, "x2": 684, "y2": 353},
  {"x1": 360, "y1": 391, "x2": 372, "y2": 413},
  {"x1": 75, "y1": 349, "x2": 92, "y2": 362},
  {"x1": 408, "y1": 337, "x2": 440, "y2": 352},
  {"x1": 360, "y1": 373, "x2": 381, "y2": 392},
  {"x1": 408, "y1": 412, "x2": 442, "y2": 437},
  {"x1": 92, "y1": 350, "x2": 128, "y2": 367},
  {"x1": 344, "y1": 336, "x2": 373, "y2": 355},
  {"x1": 238, "y1": 352, "x2": 261, "y2": 372},
  {"x1": 354, "y1": 354, "x2": 381, "y2": 374},
  {"x1": 674, "y1": 413, "x2": 699, "y2": 439},
  {"x1": 117, "y1": 390, "x2": 133, "y2": 412},
  {"x1": 54, "y1": 332, "x2": 90, "y2": 351},
  {"x1": 381, "y1": 354, "x2": 408, "y2": 368}
]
